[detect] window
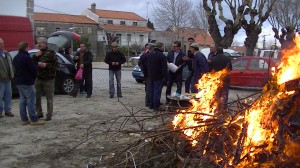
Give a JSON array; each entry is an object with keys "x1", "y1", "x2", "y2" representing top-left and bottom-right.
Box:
[
  {"x1": 139, "y1": 35, "x2": 144, "y2": 43},
  {"x1": 54, "y1": 27, "x2": 61, "y2": 31},
  {"x1": 36, "y1": 26, "x2": 46, "y2": 36},
  {"x1": 127, "y1": 34, "x2": 131, "y2": 41},
  {"x1": 249, "y1": 59, "x2": 270, "y2": 70},
  {"x1": 116, "y1": 34, "x2": 122, "y2": 45},
  {"x1": 75, "y1": 27, "x2": 83, "y2": 34},
  {"x1": 133, "y1": 22, "x2": 138, "y2": 26},
  {"x1": 87, "y1": 27, "x2": 93, "y2": 34},
  {"x1": 232, "y1": 59, "x2": 247, "y2": 70},
  {"x1": 120, "y1": 21, "x2": 125, "y2": 25},
  {"x1": 107, "y1": 20, "x2": 113, "y2": 24}
]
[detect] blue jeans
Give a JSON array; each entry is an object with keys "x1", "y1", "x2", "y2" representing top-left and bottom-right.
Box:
[
  {"x1": 109, "y1": 70, "x2": 122, "y2": 97},
  {"x1": 16, "y1": 85, "x2": 38, "y2": 122},
  {"x1": 148, "y1": 79, "x2": 164, "y2": 109},
  {"x1": 0, "y1": 80, "x2": 12, "y2": 114}
]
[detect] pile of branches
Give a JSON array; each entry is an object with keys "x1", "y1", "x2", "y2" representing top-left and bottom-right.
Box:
[{"x1": 58, "y1": 89, "x2": 300, "y2": 168}]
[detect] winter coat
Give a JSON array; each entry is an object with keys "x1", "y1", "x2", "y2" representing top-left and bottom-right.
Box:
[
  {"x1": 105, "y1": 50, "x2": 126, "y2": 71},
  {"x1": 0, "y1": 51, "x2": 14, "y2": 81},
  {"x1": 13, "y1": 50, "x2": 37, "y2": 85}
]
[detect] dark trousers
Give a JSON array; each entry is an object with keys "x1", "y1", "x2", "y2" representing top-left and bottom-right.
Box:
[
  {"x1": 185, "y1": 70, "x2": 193, "y2": 93},
  {"x1": 145, "y1": 78, "x2": 149, "y2": 106},
  {"x1": 166, "y1": 72, "x2": 182, "y2": 102},
  {"x1": 72, "y1": 71, "x2": 93, "y2": 96},
  {"x1": 148, "y1": 79, "x2": 164, "y2": 109}
]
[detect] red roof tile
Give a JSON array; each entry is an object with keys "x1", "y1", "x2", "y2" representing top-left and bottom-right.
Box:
[
  {"x1": 34, "y1": 12, "x2": 98, "y2": 24},
  {"x1": 94, "y1": 9, "x2": 146, "y2": 21},
  {"x1": 101, "y1": 24, "x2": 153, "y2": 32}
]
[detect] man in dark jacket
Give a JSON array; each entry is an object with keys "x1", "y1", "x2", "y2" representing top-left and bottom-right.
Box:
[
  {"x1": 70, "y1": 41, "x2": 93, "y2": 98},
  {"x1": 13, "y1": 42, "x2": 44, "y2": 125},
  {"x1": 189, "y1": 43, "x2": 209, "y2": 93},
  {"x1": 210, "y1": 46, "x2": 232, "y2": 110},
  {"x1": 184, "y1": 37, "x2": 195, "y2": 93},
  {"x1": 105, "y1": 42, "x2": 126, "y2": 98},
  {"x1": 138, "y1": 43, "x2": 155, "y2": 107},
  {"x1": 166, "y1": 41, "x2": 188, "y2": 104},
  {"x1": 147, "y1": 41, "x2": 168, "y2": 111},
  {"x1": 32, "y1": 37, "x2": 58, "y2": 121}
]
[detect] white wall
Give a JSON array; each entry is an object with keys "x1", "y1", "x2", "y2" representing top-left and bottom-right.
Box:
[{"x1": 0, "y1": 0, "x2": 27, "y2": 17}]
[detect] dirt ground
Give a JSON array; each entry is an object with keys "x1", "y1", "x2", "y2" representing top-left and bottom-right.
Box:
[
  {"x1": 0, "y1": 86, "x2": 154, "y2": 168},
  {"x1": 0, "y1": 85, "x2": 258, "y2": 168}
]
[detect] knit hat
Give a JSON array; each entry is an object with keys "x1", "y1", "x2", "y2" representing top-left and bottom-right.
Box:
[{"x1": 190, "y1": 43, "x2": 199, "y2": 50}]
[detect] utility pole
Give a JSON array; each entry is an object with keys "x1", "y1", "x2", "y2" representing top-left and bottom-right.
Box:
[
  {"x1": 262, "y1": 34, "x2": 270, "y2": 50},
  {"x1": 146, "y1": 2, "x2": 149, "y2": 20}
]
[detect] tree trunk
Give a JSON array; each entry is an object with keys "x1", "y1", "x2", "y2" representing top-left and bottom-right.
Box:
[{"x1": 244, "y1": 24, "x2": 261, "y2": 56}]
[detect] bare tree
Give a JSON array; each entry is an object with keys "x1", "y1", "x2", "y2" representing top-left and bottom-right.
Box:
[
  {"x1": 153, "y1": 0, "x2": 192, "y2": 37},
  {"x1": 269, "y1": 0, "x2": 300, "y2": 49},
  {"x1": 203, "y1": 0, "x2": 276, "y2": 55},
  {"x1": 190, "y1": 1, "x2": 210, "y2": 46}
]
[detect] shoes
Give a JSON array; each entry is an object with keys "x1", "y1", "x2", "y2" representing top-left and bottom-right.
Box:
[
  {"x1": 45, "y1": 117, "x2": 52, "y2": 121},
  {"x1": 110, "y1": 95, "x2": 114, "y2": 98},
  {"x1": 118, "y1": 95, "x2": 122, "y2": 98},
  {"x1": 5, "y1": 112, "x2": 14, "y2": 117},
  {"x1": 22, "y1": 120, "x2": 30, "y2": 125},
  {"x1": 79, "y1": 91, "x2": 86, "y2": 94},
  {"x1": 153, "y1": 108, "x2": 160, "y2": 112},
  {"x1": 37, "y1": 114, "x2": 44, "y2": 119},
  {"x1": 30, "y1": 120, "x2": 45, "y2": 125},
  {"x1": 86, "y1": 95, "x2": 91, "y2": 98}
]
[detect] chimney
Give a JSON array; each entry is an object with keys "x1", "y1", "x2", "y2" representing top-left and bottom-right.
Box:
[{"x1": 91, "y1": 3, "x2": 96, "y2": 13}]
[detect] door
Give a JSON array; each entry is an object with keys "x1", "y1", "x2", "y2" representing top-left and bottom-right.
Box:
[{"x1": 230, "y1": 58, "x2": 249, "y2": 86}]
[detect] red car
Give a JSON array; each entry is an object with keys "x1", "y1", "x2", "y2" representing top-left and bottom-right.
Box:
[{"x1": 230, "y1": 56, "x2": 279, "y2": 88}]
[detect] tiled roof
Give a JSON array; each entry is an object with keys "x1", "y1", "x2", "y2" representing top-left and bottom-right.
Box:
[
  {"x1": 177, "y1": 28, "x2": 214, "y2": 46},
  {"x1": 94, "y1": 9, "x2": 146, "y2": 21},
  {"x1": 34, "y1": 12, "x2": 98, "y2": 24},
  {"x1": 101, "y1": 24, "x2": 153, "y2": 32}
]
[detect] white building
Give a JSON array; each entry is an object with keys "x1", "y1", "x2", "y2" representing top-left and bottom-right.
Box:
[{"x1": 82, "y1": 3, "x2": 153, "y2": 47}]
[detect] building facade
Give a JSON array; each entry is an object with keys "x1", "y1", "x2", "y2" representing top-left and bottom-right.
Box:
[
  {"x1": 34, "y1": 13, "x2": 99, "y2": 56},
  {"x1": 81, "y1": 3, "x2": 153, "y2": 52}
]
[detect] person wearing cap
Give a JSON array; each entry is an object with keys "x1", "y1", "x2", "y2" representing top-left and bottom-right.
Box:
[
  {"x1": 165, "y1": 41, "x2": 188, "y2": 104},
  {"x1": 138, "y1": 42, "x2": 155, "y2": 107},
  {"x1": 189, "y1": 43, "x2": 209, "y2": 93},
  {"x1": 147, "y1": 41, "x2": 168, "y2": 111},
  {"x1": 184, "y1": 37, "x2": 195, "y2": 93},
  {"x1": 105, "y1": 42, "x2": 126, "y2": 98}
]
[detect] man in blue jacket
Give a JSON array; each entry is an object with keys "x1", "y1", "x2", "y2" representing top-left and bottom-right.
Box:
[
  {"x1": 189, "y1": 43, "x2": 209, "y2": 93},
  {"x1": 13, "y1": 42, "x2": 44, "y2": 125}
]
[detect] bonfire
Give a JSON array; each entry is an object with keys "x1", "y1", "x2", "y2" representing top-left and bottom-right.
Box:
[{"x1": 173, "y1": 36, "x2": 300, "y2": 167}]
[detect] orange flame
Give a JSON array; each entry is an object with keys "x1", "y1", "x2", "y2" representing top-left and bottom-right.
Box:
[{"x1": 173, "y1": 36, "x2": 300, "y2": 166}]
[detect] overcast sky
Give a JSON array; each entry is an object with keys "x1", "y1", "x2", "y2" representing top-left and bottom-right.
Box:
[{"x1": 34, "y1": 0, "x2": 275, "y2": 46}]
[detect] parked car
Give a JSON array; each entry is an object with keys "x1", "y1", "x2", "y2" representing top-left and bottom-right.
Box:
[
  {"x1": 10, "y1": 49, "x2": 76, "y2": 95},
  {"x1": 201, "y1": 48, "x2": 243, "y2": 60},
  {"x1": 229, "y1": 56, "x2": 279, "y2": 89}
]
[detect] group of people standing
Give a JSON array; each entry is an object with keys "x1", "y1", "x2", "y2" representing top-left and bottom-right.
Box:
[
  {"x1": 138, "y1": 38, "x2": 232, "y2": 112},
  {"x1": 0, "y1": 37, "x2": 57, "y2": 125}
]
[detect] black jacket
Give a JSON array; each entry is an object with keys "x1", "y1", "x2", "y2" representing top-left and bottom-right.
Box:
[
  {"x1": 166, "y1": 50, "x2": 186, "y2": 74},
  {"x1": 74, "y1": 51, "x2": 93, "y2": 73},
  {"x1": 210, "y1": 52, "x2": 232, "y2": 72},
  {"x1": 13, "y1": 50, "x2": 37, "y2": 85},
  {"x1": 105, "y1": 51, "x2": 126, "y2": 71},
  {"x1": 138, "y1": 50, "x2": 150, "y2": 78},
  {"x1": 147, "y1": 48, "x2": 168, "y2": 81}
]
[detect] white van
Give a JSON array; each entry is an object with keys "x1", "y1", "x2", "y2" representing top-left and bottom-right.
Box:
[{"x1": 200, "y1": 48, "x2": 243, "y2": 60}]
